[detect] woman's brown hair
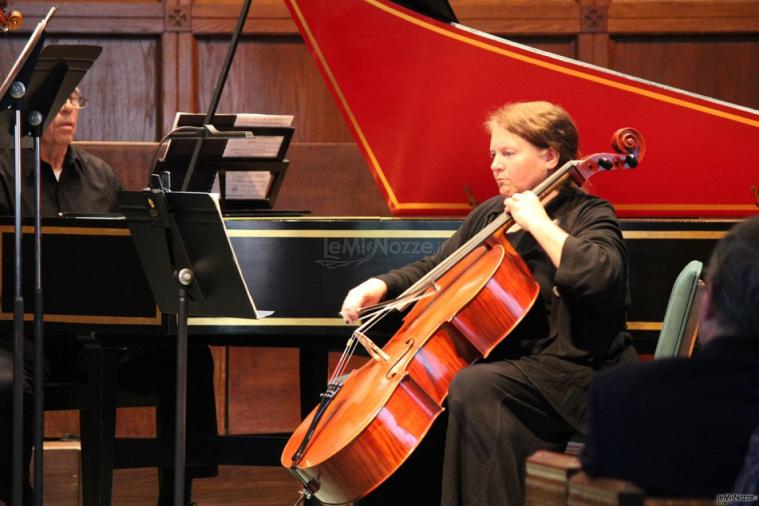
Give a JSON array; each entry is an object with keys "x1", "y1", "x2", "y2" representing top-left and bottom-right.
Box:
[{"x1": 485, "y1": 101, "x2": 579, "y2": 170}]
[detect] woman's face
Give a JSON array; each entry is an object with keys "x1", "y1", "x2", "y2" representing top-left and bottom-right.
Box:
[{"x1": 489, "y1": 125, "x2": 558, "y2": 198}]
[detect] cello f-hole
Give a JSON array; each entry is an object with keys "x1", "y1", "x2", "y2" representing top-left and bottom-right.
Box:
[{"x1": 386, "y1": 338, "x2": 415, "y2": 379}]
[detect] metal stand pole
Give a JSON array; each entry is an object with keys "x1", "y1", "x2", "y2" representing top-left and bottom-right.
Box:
[
  {"x1": 11, "y1": 104, "x2": 25, "y2": 506},
  {"x1": 32, "y1": 129, "x2": 45, "y2": 506},
  {"x1": 173, "y1": 268, "x2": 192, "y2": 506}
]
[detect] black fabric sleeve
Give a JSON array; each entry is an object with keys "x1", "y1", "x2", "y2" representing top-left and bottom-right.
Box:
[
  {"x1": 554, "y1": 198, "x2": 628, "y2": 313},
  {"x1": 376, "y1": 196, "x2": 503, "y2": 299}
]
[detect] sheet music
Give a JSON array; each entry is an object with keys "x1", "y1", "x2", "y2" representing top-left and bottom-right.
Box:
[
  {"x1": 212, "y1": 171, "x2": 273, "y2": 200},
  {"x1": 234, "y1": 113, "x2": 294, "y2": 127},
  {"x1": 168, "y1": 112, "x2": 292, "y2": 159},
  {"x1": 222, "y1": 136, "x2": 285, "y2": 158},
  {"x1": 171, "y1": 112, "x2": 293, "y2": 129}
]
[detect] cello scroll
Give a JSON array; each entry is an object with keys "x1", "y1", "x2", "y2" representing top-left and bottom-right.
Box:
[
  {"x1": 570, "y1": 128, "x2": 645, "y2": 185},
  {"x1": 0, "y1": 1, "x2": 23, "y2": 32}
]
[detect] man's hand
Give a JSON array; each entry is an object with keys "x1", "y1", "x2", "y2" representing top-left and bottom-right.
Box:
[{"x1": 340, "y1": 278, "x2": 388, "y2": 324}]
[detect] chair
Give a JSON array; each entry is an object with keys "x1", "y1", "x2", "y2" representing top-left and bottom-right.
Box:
[
  {"x1": 44, "y1": 340, "x2": 163, "y2": 506},
  {"x1": 46, "y1": 339, "x2": 286, "y2": 506},
  {"x1": 654, "y1": 260, "x2": 704, "y2": 359},
  {"x1": 528, "y1": 262, "x2": 709, "y2": 504},
  {"x1": 563, "y1": 261, "x2": 706, "y2": 459}
]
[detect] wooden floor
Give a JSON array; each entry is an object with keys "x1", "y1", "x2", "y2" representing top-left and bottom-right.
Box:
[
  {"x1": 5, "y1": 442, "x2": 356, "y2": 506},
  {"x1": 111, "y1": 466, "x2": 303, "y2": 506},
  {"x1": 31, "y1": 466, "x2": 304, "y2": 506}
]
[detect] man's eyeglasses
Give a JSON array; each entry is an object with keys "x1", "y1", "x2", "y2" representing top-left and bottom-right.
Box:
[{"x1": 66, "y1": 94, "x2": 88, "y2": 109}]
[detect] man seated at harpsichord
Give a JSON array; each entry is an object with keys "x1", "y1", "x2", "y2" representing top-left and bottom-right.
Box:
[
  {"x1": 0, "y1": 88, "x2": 218, "y2": 506},
  {"x1": 0, "y1": 87, "x2": 120, "y2": 216}
]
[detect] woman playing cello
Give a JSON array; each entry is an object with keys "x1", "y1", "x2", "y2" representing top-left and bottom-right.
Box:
[{"x1": 341, "y1": 100, "x2": 639, "y2": 505}]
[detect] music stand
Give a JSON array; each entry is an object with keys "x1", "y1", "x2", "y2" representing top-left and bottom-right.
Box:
[
  {"x1": 1, "y1": 39, "x2": 101, "y2": 146},
  {"x1": 118, "y1": 183, "x2": 270, "y2": 505},
  {"x1": 154, "y1": 113, "x2": 293, "y2": 212},
  {"x1": 2, "y1": 9, "x2": 103, "y2": 505},
  {"x1": 0, "y1": 12, "x2": 50, "y2": 505}
]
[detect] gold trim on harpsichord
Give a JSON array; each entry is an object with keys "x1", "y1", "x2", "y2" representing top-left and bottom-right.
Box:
[
  {"x1": 223, "y1": 216, "x2": 463, "y2": 221},
  {"x1": 189, "y1": 318, "x2": 665, "y2": 331},
  {"x1": 0, "y1": 225, "x2": 161, "y2": 326},
  {"x1": 0, "y1": 312, "x2": 162, "y2": 325},
  {"x1": 621, "y1": 231, "x2": 726, "y2": 240},
  {"x1": 0, "y1": 225, "x2": 129, "y2": 236},
  {"x1": 627, "y1": 321, "x2": 664, "y2": 331},
  {"x1": 189, "y1": 317, "x2": 350, "y2": 327},
  {"x1": 226, "y1": 229, "x2": 455, "y2": 238},
  {"x1": 290, "y1": 0, "x2": 759, "y2": 213},
  {"x1": 224, "y1": 225, "x2": 727, "y2": 240},
  {"x1": 616, "y1": 204, "x2": 758, "y2": 212}
]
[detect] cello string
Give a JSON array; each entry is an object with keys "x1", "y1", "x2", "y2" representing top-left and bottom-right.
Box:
[
  {"x1": 329, "y1": 335, "x2": 358, "y2": 382},
  {"x1": 358, "y1": 287, "x2": 437, "y2": 319}
]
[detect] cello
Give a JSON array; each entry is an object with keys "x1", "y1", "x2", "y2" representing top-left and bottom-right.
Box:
[{"x1": 282, "y1": 127, "x2": 646, "y2": 505}]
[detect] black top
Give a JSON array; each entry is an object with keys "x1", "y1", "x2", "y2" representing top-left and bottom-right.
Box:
[
  {"x1": 376, "y1": 186, "x2": 636, "y2": 432},
  {"x1": 733, "y1": 425, "x2": 759, "y2": 495},
  {"x1": 0, "y1": 145, "x2": 121, "y2": 217},
  {"x1": 582, "y1": 336, "x2": 759, "y2": 496}
]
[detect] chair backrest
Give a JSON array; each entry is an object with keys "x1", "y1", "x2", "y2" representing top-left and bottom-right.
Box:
[{"x1": 654, "y1": 260, "x2": 704, "y2": 359}]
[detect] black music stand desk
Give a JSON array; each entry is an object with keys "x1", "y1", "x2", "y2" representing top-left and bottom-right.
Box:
[{"x1": 118, "y1": 188, "x2": 271, "y2": 505}]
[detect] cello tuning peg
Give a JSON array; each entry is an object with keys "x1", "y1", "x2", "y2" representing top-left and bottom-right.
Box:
[
  {"x1": 625, "y1": 154, "x2": 638, "y2": 168},
  {"x1": 598, "y1": 157, "x2": 613, "y2": 170}
]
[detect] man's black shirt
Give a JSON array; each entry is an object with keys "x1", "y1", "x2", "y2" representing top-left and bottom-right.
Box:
[{"x1": 0, "y1": 145, "x2": 121, "y2": 216}]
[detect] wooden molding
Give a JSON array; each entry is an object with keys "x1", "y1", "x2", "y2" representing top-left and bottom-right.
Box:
[
  {"x1": 582, "y1": 5, "x2": 608, "y2": 33},
  {"x1": 9, "y1": 1, "x2": 164, "y2": 34},
  {"x1": 608, "y1": 0, "x2": 759, "y2": 34},
  {"x1": 165, "y1": 4, "x2": 191, "y2": 33}
]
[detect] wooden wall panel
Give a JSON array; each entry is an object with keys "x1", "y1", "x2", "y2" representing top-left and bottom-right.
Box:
[
  {"x1": 452, "y1": 0, "x2": 581, "y2": 35},
  {"x1": 275, "y1": 143, "x2": 386, "y2": 215},
  {"x1": 227, "y1": 347, "x2": 301, "y2": 433},
  {"x1": 0, "y1": 35, "x2": 161, "y2": 141},
  {"x1": 609, "y1": 35, "x2": 759, "y2": 109},
  {"x1": 196, "y1": 36, "x2": 354, "y2": 143},
  {"x1": 0, "y1": 37, "x2": 30, "y2": 87},
  {"x1": 191, "y1": 2, "x2": 297, "y2": 34},
  {"x1": 58, "y1": 36, "x2": 161, "y2": 141},
  {"x1": 511, "y1": 36, "x2": 578, "y2": 59}
]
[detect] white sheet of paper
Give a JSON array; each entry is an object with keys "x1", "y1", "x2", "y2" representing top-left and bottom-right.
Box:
[
  {"x1": 234, "y1": 114, "x2": 294, "y2": 127},
  {"x1": 212, "y1": 171, "x2": 273, "y2": 200},
  {"x1": 222, "y1": 136, "x2": 284, "y2": 158}
]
